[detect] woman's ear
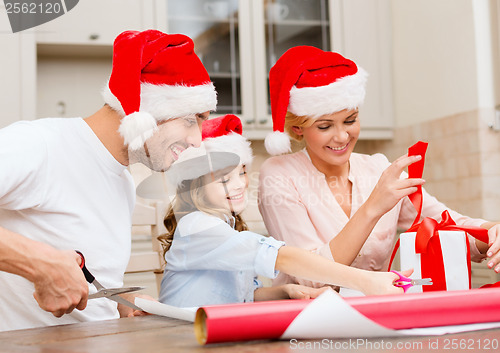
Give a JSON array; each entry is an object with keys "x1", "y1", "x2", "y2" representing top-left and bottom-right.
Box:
[{"x1": 291, "y1": 126, "x2": 303, "y2": 136}]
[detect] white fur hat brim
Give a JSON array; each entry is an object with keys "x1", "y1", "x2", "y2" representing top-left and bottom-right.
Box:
[
  {"x1": 103, "y1": 81, "x2": 217, "y2": 119},
  {"x1": 288, "y1": 67, "x2": 368, "y2": 118},
  {"x1": 166, "y1": 132, "x2": 253, "y2": 189},
  {"x1": 103, "y1": 81, "x2": 217, "y2": 149},
  {"x1": 203, "y1": 133, "x2": 253, "y2": 167}
]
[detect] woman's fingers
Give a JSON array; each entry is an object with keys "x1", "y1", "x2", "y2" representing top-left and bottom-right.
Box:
[
  {"x1": 387, "y1": 154, "x2": 422, "y2": 176},
  {"x1": 395, "y1": 178, "x2": 426, "y2": 190}
]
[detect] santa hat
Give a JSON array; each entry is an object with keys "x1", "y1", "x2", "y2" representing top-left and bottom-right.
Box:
[
  {"x1": 265, "y1": 46, "x2": 368, "y2": 155},
  {"x1": 166, "y1": 114, "x2": 253, "y2": 189},
  {"x1": 102, "y1": 30, "x2": 217, "y2": 150}
]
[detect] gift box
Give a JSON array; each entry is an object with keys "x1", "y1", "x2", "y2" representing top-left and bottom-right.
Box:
[
  {"x1": 399, "y1": 214, "x2": 488, "y2": 292},
  {"x1": 391, "y1": 142, "x2": 488, "y2": 292}
]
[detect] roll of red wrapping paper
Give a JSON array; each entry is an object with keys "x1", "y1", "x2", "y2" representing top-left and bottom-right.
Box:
[
  {"x1": 194, "y1": 287, "x2": 500, "y2": 344},
  {"x1": 194, "y1": 298, "x2": 311, "y2": 344}
]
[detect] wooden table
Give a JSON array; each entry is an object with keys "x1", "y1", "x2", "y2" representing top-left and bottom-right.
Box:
[{"x1": 1, "y1": 315, "x2": 499, "y2": 353}]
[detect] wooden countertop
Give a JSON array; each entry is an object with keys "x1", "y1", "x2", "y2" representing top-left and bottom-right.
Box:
[{"x1": 1, "y1": 315, "x2": 499, "y2": 353}]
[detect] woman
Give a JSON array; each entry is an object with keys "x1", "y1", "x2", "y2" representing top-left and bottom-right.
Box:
[{"x1": 258, "y1": 46, "x2": 500, "y2": 288}]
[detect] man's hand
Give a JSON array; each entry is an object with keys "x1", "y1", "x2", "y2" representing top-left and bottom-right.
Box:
[{"x1": 32, "y1": 249, "x2": 88, "y2": 317}]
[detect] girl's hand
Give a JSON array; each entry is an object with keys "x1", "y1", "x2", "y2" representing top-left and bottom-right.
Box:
[
  {"x1": 486, "y1": 224, "x2": 500, "y2": 273},
  {"x1": 117, "y1": 293, "x2": 156, "y2": 318},
  {"x1": 360, "y1": 269, "x2": 414, "y2": 296},
  {"x1": 284, "y1": 284, "x2": 330, "y2": 300},
  {"x1": 366, "y1": 154, "x2": 425, "y2": 216}
]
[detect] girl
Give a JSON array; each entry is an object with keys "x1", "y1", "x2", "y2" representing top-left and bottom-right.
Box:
[
  {"x1": 259, "y1": 46, "x2": 500, "y2": 288},
  {"x1": 158, "y1": 114, "x2": 407, "y2": 308}
]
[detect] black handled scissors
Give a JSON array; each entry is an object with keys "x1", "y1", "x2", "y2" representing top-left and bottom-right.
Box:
[{"x1": 76, "y1": 251, "x2": 144, "y2": 311}]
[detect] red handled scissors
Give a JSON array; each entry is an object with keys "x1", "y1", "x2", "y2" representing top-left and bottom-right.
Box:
[
  {"x1": 76, "y1": 251, "x2": 144, "y2": 311},
  {"x1": 391, "y1": 270, "x2": 433, "y2": 292}
]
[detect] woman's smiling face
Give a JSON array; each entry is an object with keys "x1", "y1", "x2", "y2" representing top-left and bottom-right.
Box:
[{"x1": 293, "y1": 109, "x2": 360, "y2": 168}]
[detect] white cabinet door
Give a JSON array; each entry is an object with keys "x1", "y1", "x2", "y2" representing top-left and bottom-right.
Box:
[
  {"x1": 161, "y1": 0, "x2": 254, "y2": 128},
  {"x1": 0, "y1": 8, "x2": 36, "y2": 128},
  {"x1": 35, "y1": 0, "x2": 155, "y2": 45},
  {"x1": 250, "y1": 0, "x2": 333, "y2": 137},
  {"x1": 334, "y1": 0, "x2": 394, "y2": 139}
]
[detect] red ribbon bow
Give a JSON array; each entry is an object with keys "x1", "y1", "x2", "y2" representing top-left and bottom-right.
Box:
[{"x1": 389, "y1": 141, "x2": 488, "y2": 291}]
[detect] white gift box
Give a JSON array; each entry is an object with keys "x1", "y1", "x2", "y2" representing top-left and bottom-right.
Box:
[{"x1": 400, "y1": 230, "x2": 470, "y2": 293}]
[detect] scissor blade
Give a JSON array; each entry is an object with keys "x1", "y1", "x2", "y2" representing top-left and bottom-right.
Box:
[
  {"x1": 411, "y1": 278, "x2": 433, "y2": 286},
  {"x1": 88, "y1": 286, "x2": 145, "y2": 299},
  {"x1": 107, "y1": 294, "x2": 144, "y2": 312}
]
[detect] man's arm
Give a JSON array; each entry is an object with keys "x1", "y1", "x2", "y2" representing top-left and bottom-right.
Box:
[{"x1": 0, "y1": 226, "x2": 89, "y2": 317}]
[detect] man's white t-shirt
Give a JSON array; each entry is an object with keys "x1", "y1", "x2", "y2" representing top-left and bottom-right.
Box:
[{"x1": 0, "y1": 118, "x2": 135, "y2": 331}]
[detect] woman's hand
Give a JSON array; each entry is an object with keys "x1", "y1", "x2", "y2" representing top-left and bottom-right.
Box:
[
  {"x1": 360, "y1": 269, "x2": 413, "y2": 296},
  {"x1": 486, "y1": 224, "x2": 500, "y2": 273},
  {"x1": 365, "y1": 154, "x2": 425, "y2": 216},
  {"x1": 284, "y1": 284, "x2": 330, "y2": 300}
]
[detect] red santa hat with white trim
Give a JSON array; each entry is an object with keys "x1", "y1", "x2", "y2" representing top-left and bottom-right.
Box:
[
  {"x1": 166, "y1": 114, "x2": 253, "y2": 189},
  {"x1": 265, "y1": 46, "x2": 368, "y2": 155},
  {"x1": 102, "y1": 30, "x2": 217, "y2": 150}
]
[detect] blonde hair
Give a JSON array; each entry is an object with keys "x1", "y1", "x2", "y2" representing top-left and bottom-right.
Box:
[
  {"x1": 158, "y1": 167, "x2": 249, "y2": 257},
  {"x1": 284, "y1": 111, "x2": 315, "y2": 141}
]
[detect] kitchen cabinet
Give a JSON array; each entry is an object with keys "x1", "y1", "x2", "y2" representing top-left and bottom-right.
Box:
[
  {"x1": 2, "y1": 0, "x2": 393, "y2": 138},
  {"x1": 156, "y1": 0, "x2": 393, "y2": 139},
  {"x1": 0, "y1": 8, "x2": 36, "y2": 128},
  {"x1": 35, "y1": 0, "x2": 156, "y2": 46}
]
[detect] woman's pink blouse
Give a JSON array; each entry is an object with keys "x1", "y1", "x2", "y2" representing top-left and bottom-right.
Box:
[{"x1": 258, "y1": 150, "x2": 486, "y2": 287}]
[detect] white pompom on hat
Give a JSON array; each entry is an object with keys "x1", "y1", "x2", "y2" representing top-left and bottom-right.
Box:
[
  {"x1": 265, "y1": 46, "x2": 368, "y2": 155},
  {"x1": 102, "y1": 30, "x2": 217, "y2": 150}
]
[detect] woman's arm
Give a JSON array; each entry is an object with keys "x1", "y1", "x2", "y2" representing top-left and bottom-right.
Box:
[
  {"x1": 275, "y1": 246, "x2": 408, "y2": 296},
  {"x1": 328, "y1": 154, "x2": 425, "y2": 265}
]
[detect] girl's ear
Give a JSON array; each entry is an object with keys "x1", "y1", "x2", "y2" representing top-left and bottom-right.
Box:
[{"x1": 291, "y1": 126, "x2": 303, "y2": 136}]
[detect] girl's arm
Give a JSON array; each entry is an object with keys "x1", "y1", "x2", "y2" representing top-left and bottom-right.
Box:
[
  {"x1": 327, "y1": 154, "x2": 424, "y2": 266},
  {"x1": 275, "y1": 246, "x2": 408, "y2": 296},
  {"x1": 254, "y1": 284, "x2": 330, "y2": 301}
]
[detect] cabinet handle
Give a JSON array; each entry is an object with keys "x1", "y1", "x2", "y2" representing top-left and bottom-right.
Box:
[
  {"x1": 245, "y1": 120, "x2": 254, "y2": 124},
  {"x1": 89, "y1": 34, "x2": 100, "y2": 41},
  {"x1": 259, "y1": 119, "x2": 268, "y2": 124}
]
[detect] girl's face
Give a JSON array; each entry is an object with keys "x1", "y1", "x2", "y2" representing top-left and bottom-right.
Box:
[
  {"x1": 204, "y1": 164, "x2": 249, "y2": 215},
  {"x1": 293, "y1": 109, "x2": 360, "y2": 168}
]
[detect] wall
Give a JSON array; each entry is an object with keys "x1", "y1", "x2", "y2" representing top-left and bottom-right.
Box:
[{"x1": 391, "y1": 0, "x2": 480, "y2": 127}]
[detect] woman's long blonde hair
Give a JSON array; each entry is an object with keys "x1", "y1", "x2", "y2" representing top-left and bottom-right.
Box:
[{"x1": 157, "y1": 167, "x2": 249, "y2": 257}]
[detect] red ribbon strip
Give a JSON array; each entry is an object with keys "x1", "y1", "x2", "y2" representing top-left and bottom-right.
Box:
[
  {"x1": 389, "y1": 141, "x2": 488, "y2": 291},
  {"x1": 407, "y1": 141, "x2": 428, "y2": 227}
]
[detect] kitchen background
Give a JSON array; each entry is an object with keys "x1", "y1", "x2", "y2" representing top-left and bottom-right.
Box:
[{"x1": 1, "y1": 0, "x2": 499, "y2": 297}]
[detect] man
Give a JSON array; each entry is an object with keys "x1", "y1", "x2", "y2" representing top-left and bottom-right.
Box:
[{"x1": 0, "y1": 30, "x2": 217, "y2": 331}]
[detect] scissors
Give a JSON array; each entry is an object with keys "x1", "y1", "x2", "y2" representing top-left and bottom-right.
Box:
[
  {"x1": 391, "y1": 270, "x2": 433, "y2": 293},
  {"x1": 76, "y1": 251, "x2": 145, "y2": 311}
]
